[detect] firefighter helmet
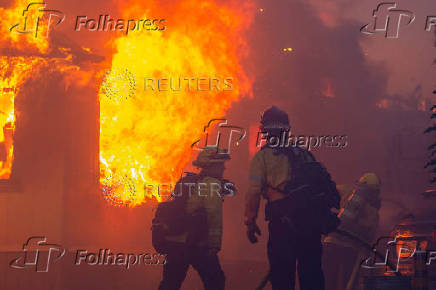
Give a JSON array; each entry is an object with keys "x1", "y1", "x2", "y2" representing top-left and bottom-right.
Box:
[
  {"x1": 192, "y1": 147, "x2": 230, "y2": 168},
  {"x1": 260, "y1": 106, "x2": 290, "y2": 130},
  {"x1": 358, "y1": 172, "x2": 380, "y2": 188}
]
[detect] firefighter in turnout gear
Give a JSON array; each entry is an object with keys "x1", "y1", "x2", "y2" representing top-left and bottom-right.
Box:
[
  {"x1": 323, "y1": 173, "x2": 381, "y2": 290},
  {"x1": 157, "y1": 147, "x2": 235, "y2": 290},
  {"x1": 245, "y1": 106, "x2": 340, "y2": 290}
]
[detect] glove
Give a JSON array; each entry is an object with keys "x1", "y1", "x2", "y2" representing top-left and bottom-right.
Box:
[{"x1": 246, "y1": 221, "x2": 261, "y2": 244}]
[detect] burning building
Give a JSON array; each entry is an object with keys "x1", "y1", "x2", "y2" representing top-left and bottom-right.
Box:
[{"x1": 0, "y1": 0, "x2": 434, "y2": 289}]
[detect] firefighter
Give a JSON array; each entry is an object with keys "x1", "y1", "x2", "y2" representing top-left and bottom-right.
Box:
[
  {"x1": 158, "y1": 147, "x2": 234, "y2": 290},
  {"x1": 323, "y1": 173, "x2": 381, "y2": 290},
  {"x1": 245, "y1": 106, "x2": 332, "y2": 290}
]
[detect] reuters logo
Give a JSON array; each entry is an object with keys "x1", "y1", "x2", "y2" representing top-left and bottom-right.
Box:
[
  {"x1": 101, "y1": 68, "x2": 136, "y2": 102},
  {"x1": 101, "y1": 173, "x2": 137, "y2": 207}
]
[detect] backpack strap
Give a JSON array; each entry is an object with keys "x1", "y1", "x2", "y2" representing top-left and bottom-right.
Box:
[
  {"x1": 259, "y1": 146, "x2": 308, "y2": 200},
  {"x1": 275, "y1": 146, "x2": 312, "y2": 194}
]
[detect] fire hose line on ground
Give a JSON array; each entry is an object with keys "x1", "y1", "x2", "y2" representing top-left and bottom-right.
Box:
[{"x1": 255, "y1": 229, "x2": 401, "y2": 290}]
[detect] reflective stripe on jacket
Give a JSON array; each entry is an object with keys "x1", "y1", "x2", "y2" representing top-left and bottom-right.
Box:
[
  {"x1": 245, "y1": 146, "x2": 315, "y2": 223},
  {"x1": 165, "y1": 176, "x2": 224, "y2": 250}
]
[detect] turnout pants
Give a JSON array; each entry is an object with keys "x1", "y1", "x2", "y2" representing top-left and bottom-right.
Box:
[
  {"x1": 322, "y1": 243, "x2": 358, "y2": 290},
  {"x1": 267, "y1": 218, "x2": 325, "y2": 290},
  {"x1": 158, "y1": 246, "x2": 225, "y2": 290}
]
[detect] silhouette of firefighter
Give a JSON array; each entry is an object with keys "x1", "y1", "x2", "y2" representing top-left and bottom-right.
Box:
[
  {"x1": 152, "y1": 147, "x2": 235, "y2": 290},
  {"x1": 323, "y1": 173, "x2": 381, "y2": 290},
  {"x1": 245, "y1": 106, "x2": 340, "y2": 290}
]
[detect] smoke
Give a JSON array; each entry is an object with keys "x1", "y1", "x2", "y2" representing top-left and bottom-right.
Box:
[
  {"x1": 246, "y1": 0, "x2": 387, "y2": 118},
  {"x1": 226, "y1": 0, "x2": 390, "y2": 191},
  {"x1": 222, "y1": 0, "x2": 432, "y2": 261},
  {"x1": 1, "y1": 1, "x2": 434, "y2": 288}
]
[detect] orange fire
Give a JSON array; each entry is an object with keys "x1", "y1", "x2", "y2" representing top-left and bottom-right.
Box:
[
  {"x1": 99, "y1": 0, "x2": 254, "y2": 207},
  {"x1": 395, "y1": 231, "x2": 428, "y2": 257},
  {"x1": 0, "y1": 0, "x2": 51, "y2": 179},
  {"x1": 395, "y1": 231, "x2": 416, "y2": 259},
  {"x1": 1, "y1": 0, "x2": 51, "y2": 53},
  {"x1": 0, "y1": 0, "x2": 90, "y2": 179},
  {"x1": 0, "y1": 57, "x2": 39, "y2": 179}
]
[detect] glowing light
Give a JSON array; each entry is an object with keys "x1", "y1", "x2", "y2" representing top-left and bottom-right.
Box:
[
  {"x1": 0, "y1": 1, "x2": 89, "y2": 179},
  {"x1": 99, "y1": 0, "x2": 254, "y2": 207}
]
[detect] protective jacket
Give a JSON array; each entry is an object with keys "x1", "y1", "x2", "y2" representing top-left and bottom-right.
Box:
[
  {"x1": 164, "y1": 175, "x2": 231, "y2": 251},
  {"x1": 245, "y1": 146, "x2": 317, "y2": 223},
  {"x1": 324, "y1": 184, "x2": 380, "y2": 247}
]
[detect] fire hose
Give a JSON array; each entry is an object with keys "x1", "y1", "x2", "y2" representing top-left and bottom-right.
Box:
[{"x1": 255, "y1": 229, "x2": 401, "y2": 290}]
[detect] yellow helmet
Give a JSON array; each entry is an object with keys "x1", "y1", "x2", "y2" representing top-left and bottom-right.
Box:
[
  {"x1": 192, "y1": 147, "x2": 230, "y2": 168},
  {"x1": 358, "y1": 172, "x2": 381, "y2": 188}
]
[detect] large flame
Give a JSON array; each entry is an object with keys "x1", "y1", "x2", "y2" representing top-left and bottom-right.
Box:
[
  {"x1": 99, "y1": 0, "x2": 254, "y2": 207},
  {"x1": 0, "y1": 57, "x2": 43, "y2": 179},
  {"x1": 0, "y1": 0, "x2": 51, "y2": 178},
  {"x1": 0, "y1": 0, "x2": 89, "y2": 179},
  {"x1": 1, "y1": 0, "x2": 50, "y2": 53}
]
